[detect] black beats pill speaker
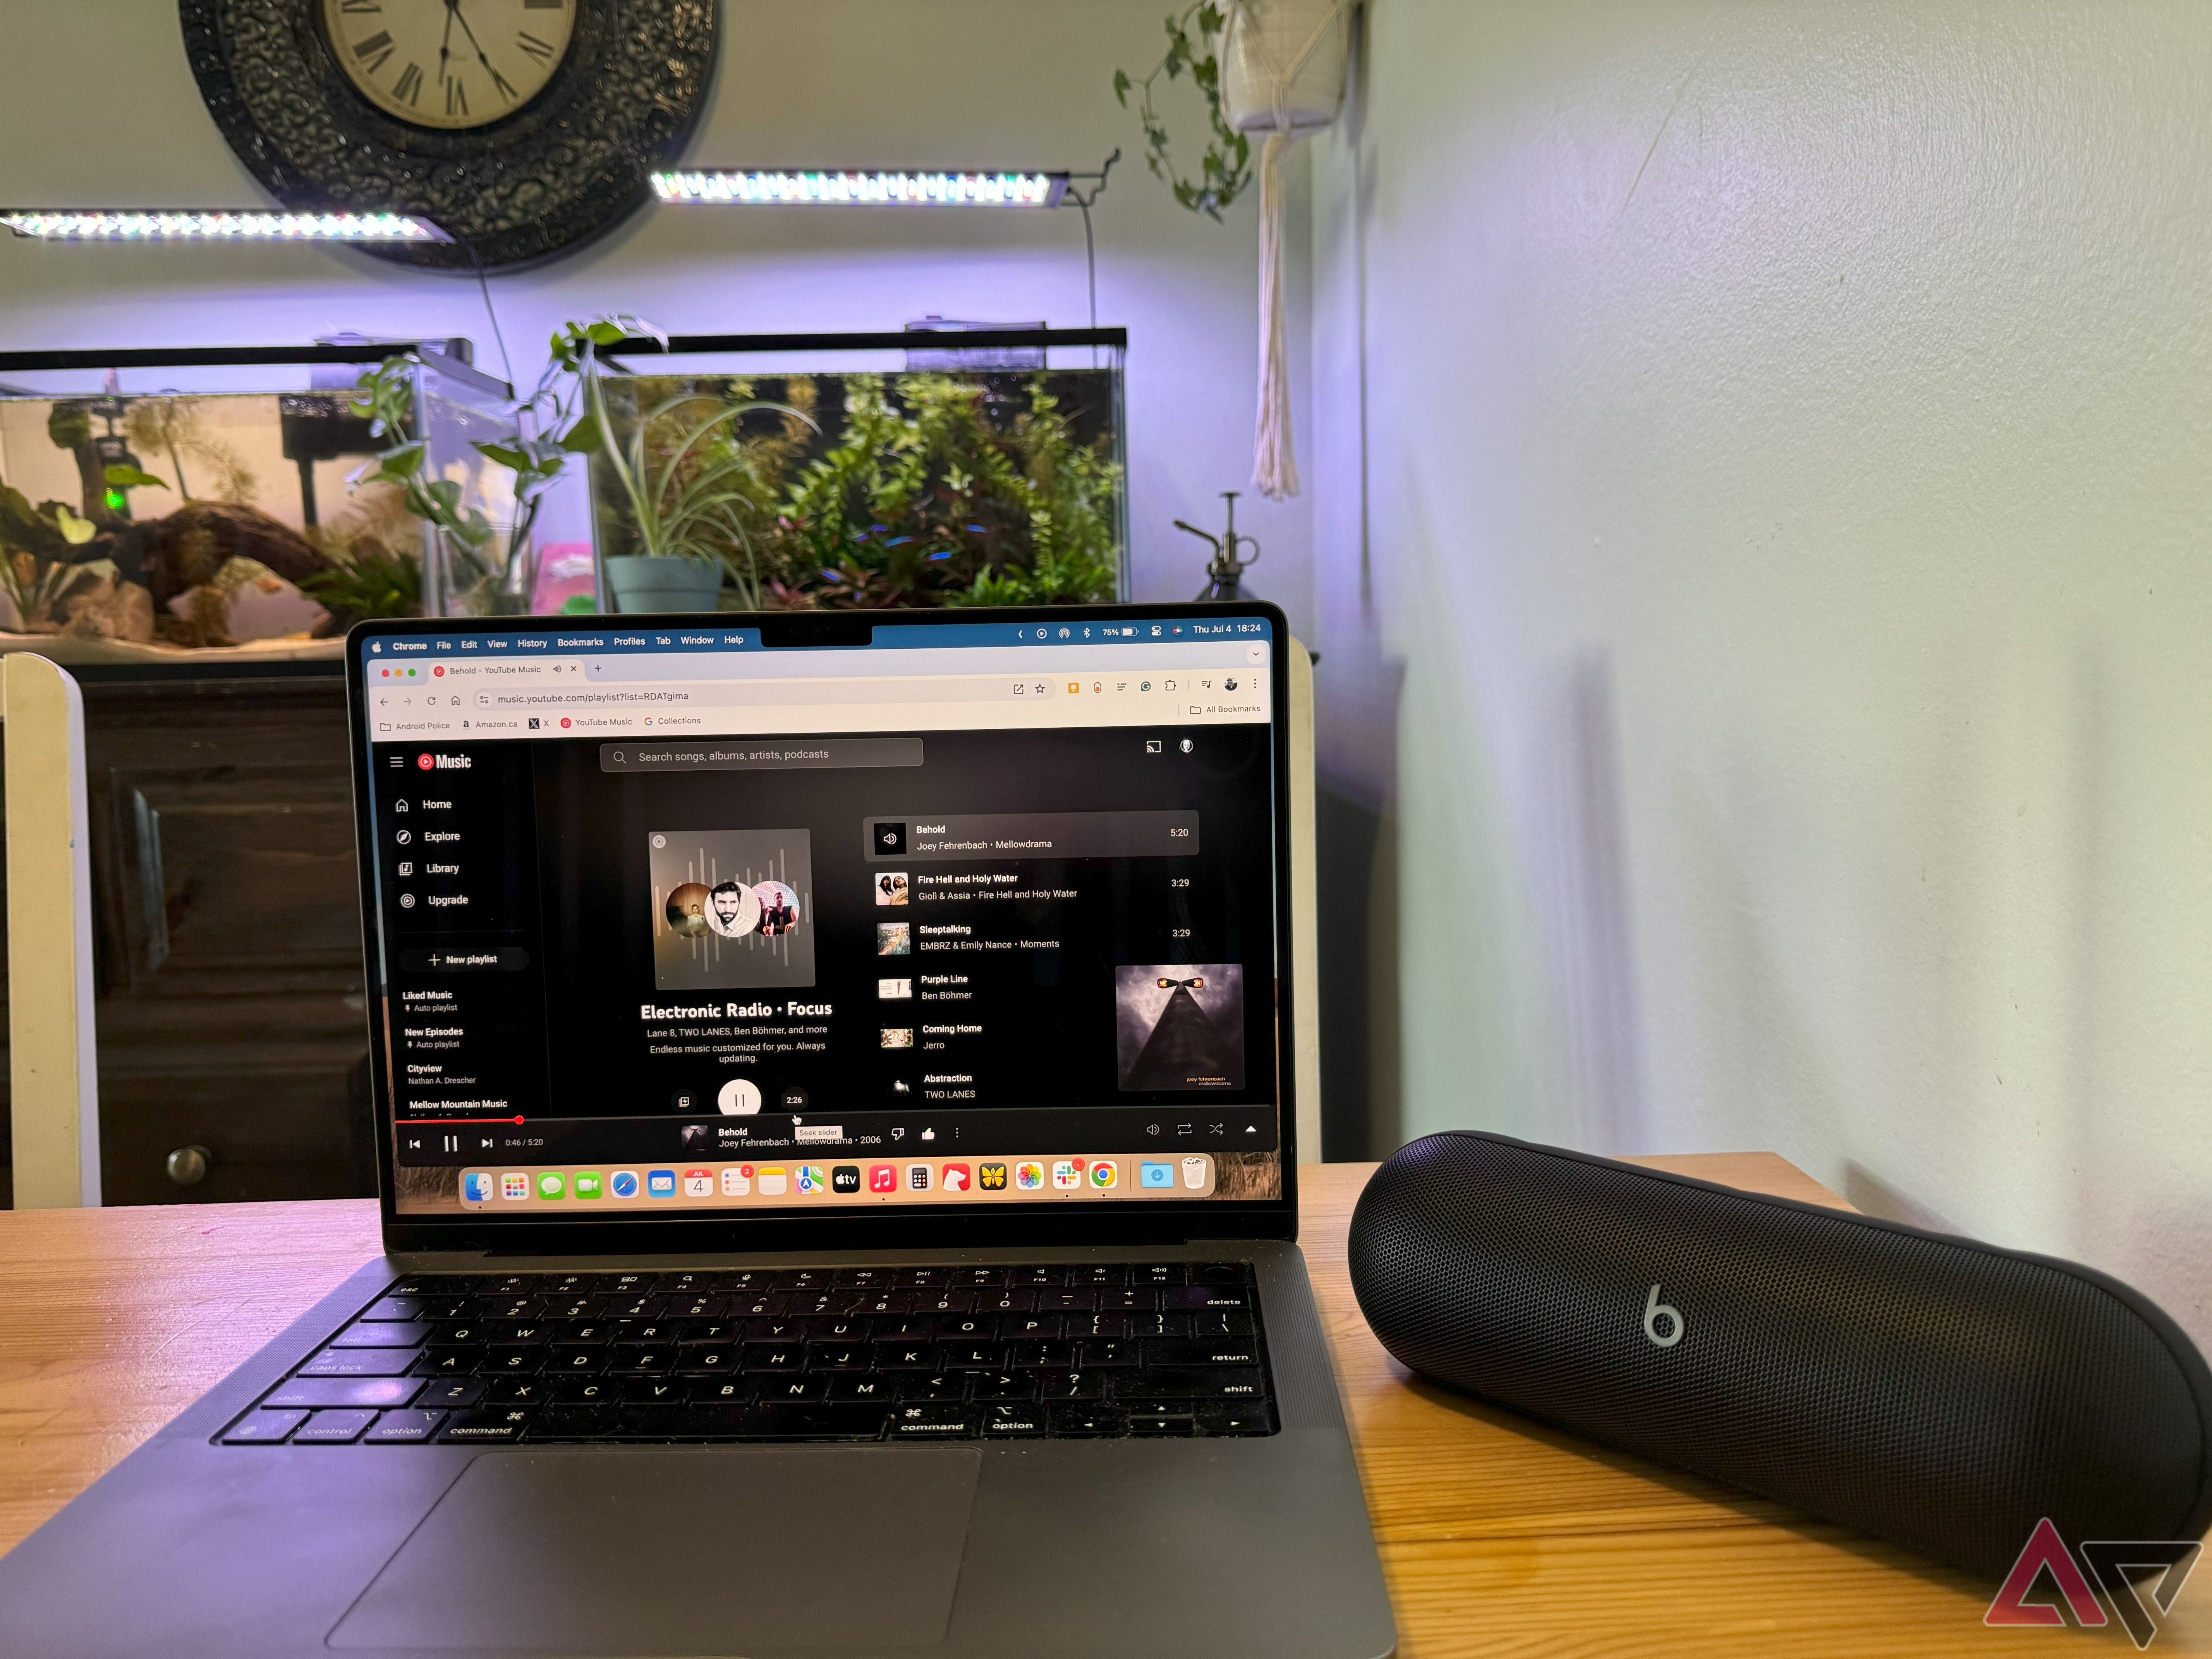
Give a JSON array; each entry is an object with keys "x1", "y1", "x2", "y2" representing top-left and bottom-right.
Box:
[{"x1": 1347, "y1": 1131, "x2": 2212, "y2": 1577}]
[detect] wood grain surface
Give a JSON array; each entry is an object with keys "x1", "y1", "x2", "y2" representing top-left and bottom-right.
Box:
[{"x1": 0, "y1": 1156, "x2": 2199, "y2": 1654}]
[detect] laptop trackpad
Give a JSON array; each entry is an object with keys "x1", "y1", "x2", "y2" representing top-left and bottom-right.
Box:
[{"x1": 329, "y1": 1448, "x2": 982, "y2": 1652}]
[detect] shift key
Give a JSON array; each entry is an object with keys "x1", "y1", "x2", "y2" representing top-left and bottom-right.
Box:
[
  {"x1": 1116, "y1": 1368, "x2": 1266, "y2": 1400},
  {"x1": 266, "y1": 1377, "x2": 422, "y2": 1409}
]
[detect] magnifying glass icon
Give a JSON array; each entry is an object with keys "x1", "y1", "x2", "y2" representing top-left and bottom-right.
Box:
[{"x1": 612, "y1": 751, "x2": 625, "y2": 764}]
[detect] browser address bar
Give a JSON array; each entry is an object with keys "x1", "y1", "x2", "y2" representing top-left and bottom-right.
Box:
[{"x1": 478, "y1": 674, "x2": 1065, "y2": 711}]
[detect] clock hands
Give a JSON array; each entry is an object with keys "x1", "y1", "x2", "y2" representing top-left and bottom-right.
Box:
[
  {"x1": 443, "y1": 0, "x2": 519, "y2": 104},
  {"x1": 437, "y1": 0, "x2": 457, "y2": 93}
]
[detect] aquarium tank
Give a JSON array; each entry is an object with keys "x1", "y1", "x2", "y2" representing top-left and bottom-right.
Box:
[
  {"x1": 578, "y1": 328, "x2": 1128, "y2": 613},
  {"x1": 0, "y1": 341, "x2": 514, "y2": 647}
]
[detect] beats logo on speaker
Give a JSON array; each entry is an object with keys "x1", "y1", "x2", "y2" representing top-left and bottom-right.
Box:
[
  {"x1": 1640, "y1": 1285, "x2": 1683, "y2": 1348},
  {"x1": 1347, "y1": 1131, "x2": 2212, "y2": 1579}
]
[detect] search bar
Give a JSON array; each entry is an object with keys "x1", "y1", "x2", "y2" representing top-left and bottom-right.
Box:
[{"x1": 600, "y1": 738, "x2": 925, "y2": 772}]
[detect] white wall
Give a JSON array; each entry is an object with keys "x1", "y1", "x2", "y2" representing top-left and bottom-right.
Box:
[
  {"x1": 0, "y1": 0, "x2": 1312, "y2": 634},
  {"x1": 1312, "y1": 0, "x2": 2212, "y2": 1346}
]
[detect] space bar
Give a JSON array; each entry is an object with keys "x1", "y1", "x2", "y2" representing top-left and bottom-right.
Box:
[{"x1": 607, "y1": 1404, "x2": 890, "y2": 1440}]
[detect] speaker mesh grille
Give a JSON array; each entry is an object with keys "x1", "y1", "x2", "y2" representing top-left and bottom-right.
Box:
[{"x1": 1347, "y1": 1132, "x2": 2212, "y2": 1577}]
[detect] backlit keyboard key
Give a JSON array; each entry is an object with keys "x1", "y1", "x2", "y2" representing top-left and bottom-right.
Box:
[
  {"x1": 330, "y1": 1322, "x2": 427, "y2": 1348},
  {"x1": 292, "y1": 1409, "x2": 378, "y2": 1443},
  {"x1": 888, "y1": 1402, "x2": 975, "y2": 1437},
  {"x1": 414, "y1": 1379, "x2": 485, "y2": 1409},
  {"x1": 441, "y1": 1407, "x2": 532, "y2": 1442},
  {"x1": 301, "y1": 1348, "x2": 418, "y2": 1377},
  {"x1": 364, "y1": 1409, "x2": 447, "y2": 1443},
  {"x1": 222, "y1": 1409, "x2": 307, "y2": 1444},
  {"x1": 265, "y1": 1377, "x2": 422, "y2": 1410}
]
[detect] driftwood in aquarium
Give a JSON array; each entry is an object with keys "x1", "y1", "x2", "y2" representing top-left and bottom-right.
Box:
[{"x1": 136, "y1": 501, "x2": 333, "y2": 608}]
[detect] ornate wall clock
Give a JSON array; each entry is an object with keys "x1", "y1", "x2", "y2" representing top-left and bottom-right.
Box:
[{"x1": 179, "y1": 0, "x2": 716, "y2": 270}]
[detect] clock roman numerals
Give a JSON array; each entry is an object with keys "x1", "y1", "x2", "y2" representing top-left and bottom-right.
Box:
[
  {"x1": 324, "y1": 0, "x2": 575, "y2": 131},
  {"x1": 352, "y1": 29, "x2": 395, "y2": 72}
]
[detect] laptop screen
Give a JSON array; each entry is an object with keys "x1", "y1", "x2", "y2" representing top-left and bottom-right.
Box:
[{"x1": 350, "y1": 607, "x2": 1286, "y2": 1223}]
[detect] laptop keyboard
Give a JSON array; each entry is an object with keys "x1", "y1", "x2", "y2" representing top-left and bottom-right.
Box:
[{"x1": 217, "y1": 1262, "x2": 1276, "y2": 1446}]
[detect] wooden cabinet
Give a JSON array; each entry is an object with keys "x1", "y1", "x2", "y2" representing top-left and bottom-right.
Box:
[{"x1": 1, "y1": 663, "x2": 375, "y2": 1206}]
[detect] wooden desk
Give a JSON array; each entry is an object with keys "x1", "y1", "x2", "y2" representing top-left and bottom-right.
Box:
[{"x1": 0, "y1": 1156, "x2": 2199, "y2": 1654}]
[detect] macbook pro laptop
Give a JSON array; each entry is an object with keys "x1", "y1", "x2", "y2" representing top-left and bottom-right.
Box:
[{"x1": 0, "y1": 600, "x2": 1394, "y2": 1659}]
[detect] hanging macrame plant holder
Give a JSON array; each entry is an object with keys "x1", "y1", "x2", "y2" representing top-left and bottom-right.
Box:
[{"x1": 1221, "y1": 0, "x2": 1350, "y2": 500}]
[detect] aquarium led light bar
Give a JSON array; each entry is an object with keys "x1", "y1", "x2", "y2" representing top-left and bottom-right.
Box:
[
  {"x1": 0, "y1": 210, "x2": 452, "y2": 243},
  {"x1": 651, "y1": 170, "x2": 1069, "y2": 209}
]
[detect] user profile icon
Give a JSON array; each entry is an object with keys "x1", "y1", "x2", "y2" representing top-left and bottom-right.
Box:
[
  {"x1": 665, "y1": 882, "x2": 713, "y2": 938},
  {"x1": 717, "y1": 1077, "x2": 763, "y2": 1115},
  {"x1": 704, "y1": 879, "x2": 761, "y2": 939},
  {"x1": 875, "y1": 872, "x2": 910, "y2": 907}
]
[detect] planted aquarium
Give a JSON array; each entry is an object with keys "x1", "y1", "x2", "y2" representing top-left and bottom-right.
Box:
[
  {"x1": 0, "y1": 343, "x2": 514, "y2": 652},
  {"x1": 577, "y1": 330, "x2": 1128, "y2": 613}
]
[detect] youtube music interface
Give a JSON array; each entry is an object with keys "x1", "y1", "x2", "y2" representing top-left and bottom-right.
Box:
[{"x1": 357, "y1": 616, "x2": 1283, "y2": 1216}]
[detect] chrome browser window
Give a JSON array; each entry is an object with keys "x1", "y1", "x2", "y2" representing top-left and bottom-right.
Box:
[{"x1": 353, "y1": 616, "x2": 1283, "y2": 1217}]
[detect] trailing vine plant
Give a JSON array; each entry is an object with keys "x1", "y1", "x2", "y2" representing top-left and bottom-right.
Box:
[{"x1": 1114, "y1": 3, "x2": 1254, "y2": 222}]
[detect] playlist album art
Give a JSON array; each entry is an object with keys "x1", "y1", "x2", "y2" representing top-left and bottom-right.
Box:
[
  {"x1": 1115, "y1": 963, "x2": 1245, "y2": 1090},
  {"x1": 650, "y1": 829, "x2": 816, "y2": 990}
]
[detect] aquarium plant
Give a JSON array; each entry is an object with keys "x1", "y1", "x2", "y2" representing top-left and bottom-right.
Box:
[
  {"x1": 0, "y1": 483, "x2": 105, "y2": 629},
  {"x1": 587, "y1": 369, "x2": 1122, "y2": 611}
]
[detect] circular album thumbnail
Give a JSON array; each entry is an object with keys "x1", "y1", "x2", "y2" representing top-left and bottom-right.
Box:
[{"x1": 754, "y1": 879, "x2": 801, "y2": 936}]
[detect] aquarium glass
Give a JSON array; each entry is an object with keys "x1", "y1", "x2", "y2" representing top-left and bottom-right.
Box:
[
  {"x1": 582, "y1": 346, "x2": 1127, "y2": 613},
  {"x1": 0, "y1": 351, "x2": 516, "y2": 643}
]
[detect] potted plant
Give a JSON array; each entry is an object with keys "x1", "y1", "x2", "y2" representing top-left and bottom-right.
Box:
[
  {"x1": 555, "y1": 323, "x2": 812, "y2": 613},
  {"x1": 1118, "y1": 0, "x2": 1351, "y2": 499},
  {"x1": 348, "y1": 354, "x2": 564, "y2": 616}
]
